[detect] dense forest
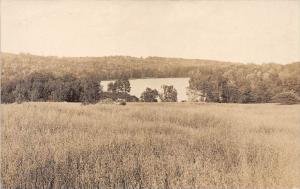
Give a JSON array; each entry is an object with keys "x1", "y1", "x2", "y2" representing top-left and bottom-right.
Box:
[
  {"x1": 1, "y1": 53, "x2": 300, "y2": 104},
  {"x1": 1, "y1": 73, "x2": 100, "y2": 104},
  {"x1": 189, "y1": 63, "x2": 300, "y2": 103}
]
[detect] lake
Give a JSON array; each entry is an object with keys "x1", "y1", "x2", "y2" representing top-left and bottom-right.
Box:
[{"x1": 101, "y1": 78, "x2": 190, "y2": 101}]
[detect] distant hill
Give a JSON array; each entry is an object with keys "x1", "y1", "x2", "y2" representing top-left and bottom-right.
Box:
[{"x1": 1, "y1": 52, "x2": 235, "y2": 82}]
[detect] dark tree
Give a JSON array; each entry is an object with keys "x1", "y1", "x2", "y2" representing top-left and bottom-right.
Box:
[
  {"x1": 107, "y1": 82, "x2": 116, "y2": 93},
  {"x1": 13, "y1": 81, "x2": 29, "y2": 103},
  {"x1": 239, "y1": 85, "x2": 256, "y2": 103},
  {"x1": 140, "y1": 88, "x2": 159, "y2": 102},
  {"x1": 159, "y1": 85, "x2": 177, "y2": 102},
  {"x1": 80, "y1": 78, "x2": 101, "y2": 104},
  {"x1": 1, "y1": 81, "x2": 17, "y2": 103},
  {"x1": 114, "y1": 78, "x2": 131, "y2": 94}
]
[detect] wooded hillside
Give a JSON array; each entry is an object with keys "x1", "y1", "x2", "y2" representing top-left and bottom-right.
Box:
[
  {"x1": 1, "y1": 53, "x2": 231, "y2": 82},
  {"x1": 189, "y1": 63, "x2": 300, "y2": 103}
]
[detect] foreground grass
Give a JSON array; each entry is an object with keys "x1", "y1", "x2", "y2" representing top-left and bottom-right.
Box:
[{"x1": 1, "y1": 102, "x2": 300, "y2": 188}]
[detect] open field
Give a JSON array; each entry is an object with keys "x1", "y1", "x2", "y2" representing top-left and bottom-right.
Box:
[{"x1": 1, "y1": 102, "x2": 300, "y2": 188}]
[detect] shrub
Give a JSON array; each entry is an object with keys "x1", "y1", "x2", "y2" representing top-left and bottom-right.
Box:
[
  {"x1": 272, "y1": 91, "x2": 299, "y2": 105},
  {"x1": 101, "y1": 92, "x2": 138, "y2": 102},
  {"x1": 119, "y1": 101, "x2": 126, "y2": 105},
  {"x1": 116, "y1": 99, "x2": 127, "y2": 105},
  {"x1": 98, "y1": 98, "x2": 114, "y2": 104}
]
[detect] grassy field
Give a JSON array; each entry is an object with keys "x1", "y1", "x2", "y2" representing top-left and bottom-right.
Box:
[{"x1": 1, "y1": 102, "x2": 300, "y2": 188}]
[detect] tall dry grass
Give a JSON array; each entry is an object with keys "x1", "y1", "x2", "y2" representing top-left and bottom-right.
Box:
[{"x1": 1, "y1": 102, "x2": 300, "y2": 188}]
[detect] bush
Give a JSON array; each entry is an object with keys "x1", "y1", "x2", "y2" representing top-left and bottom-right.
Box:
[
  {"x1": 101, "y1": 92, "x2": 138, "y2": 102},
  {"x1": 98, "y1": 98, "x2": 114, "y2": 104},
  {"x1": 116, "y1": 99, "x2": 127, "y2": 105},
  {"x1": 119, "y1": 101, "x2": 126, "y2": 105},
  {"x1": 272, "y1": 91, "x2": 299, "y2": 105}
]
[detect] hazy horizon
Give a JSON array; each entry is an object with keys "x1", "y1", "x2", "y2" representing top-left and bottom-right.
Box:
[
  {"x1": 1, "y1": 0, "x2": 300, "y2": 64},
  {"x1": 2, "y1": 51, "x2": 300, "y2": 65}
]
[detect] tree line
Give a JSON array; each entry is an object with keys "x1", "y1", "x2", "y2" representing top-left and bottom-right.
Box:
[
  {"x1": 2, "y1": 66, "x2": 299, "y2": 104},
  {"x1": 1, "y1": 53, "x2": 300, "y2": 104},
  {"x1": 188, "y1": 63, "x2": 300, "y2": 104},
  {"x1": 1, "y1": 72, "x2": 178, "y2": 104},
  {"x1": 1, "y1": 73, "x2": 101, "y2": 104}
]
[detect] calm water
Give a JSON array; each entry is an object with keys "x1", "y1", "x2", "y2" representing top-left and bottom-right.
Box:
[{"x1": 101, "y1": 78, "x2": 190, "y2": 101}]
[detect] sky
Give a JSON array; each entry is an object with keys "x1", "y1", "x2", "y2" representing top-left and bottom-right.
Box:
[{"x1": 1, "y1": 0, "x2": 300, "y2": 64}]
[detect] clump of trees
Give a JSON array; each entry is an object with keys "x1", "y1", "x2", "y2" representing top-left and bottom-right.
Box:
[
  {"x1": 159, "y1": 85, "x2": 178, "y2": 102},
  {"x1": 189, "y1": 63, "x2": 300, "y2": 103},
  {"x1": 140, "y1": 88, "x2": 159, "y2": 102},
  {"x1": 272, "y1": 91, "x2": 299, "y2": 105},
  {"x1": 107, "y1": 78, "x2": 131, "y2": 94},
  {"x1": 1, "y1": 74, "x2": 140, "y2": 104},
  {"x1": 103, "y1": 78, "x2": 138, "y2": 102},
  {"x1": 140, "y1": 85, "x2": 178, "y2": 102},
  {"x1": 2, "y1": 72, "x2": 101, "y2": 104}
]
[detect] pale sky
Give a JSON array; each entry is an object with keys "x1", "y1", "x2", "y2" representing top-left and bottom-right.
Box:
[{"x1": 1, "y1": 0, "x2": 300, "y2": 64}]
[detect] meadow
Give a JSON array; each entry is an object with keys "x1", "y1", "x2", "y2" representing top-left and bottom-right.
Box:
[{"x1": 1, "y1": 102, "x2": 300, "y2": 188}]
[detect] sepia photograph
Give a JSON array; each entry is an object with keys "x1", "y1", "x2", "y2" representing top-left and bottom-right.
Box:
[{"x1": 1, "y1": 0, "x2": 300, "y2": 188}]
